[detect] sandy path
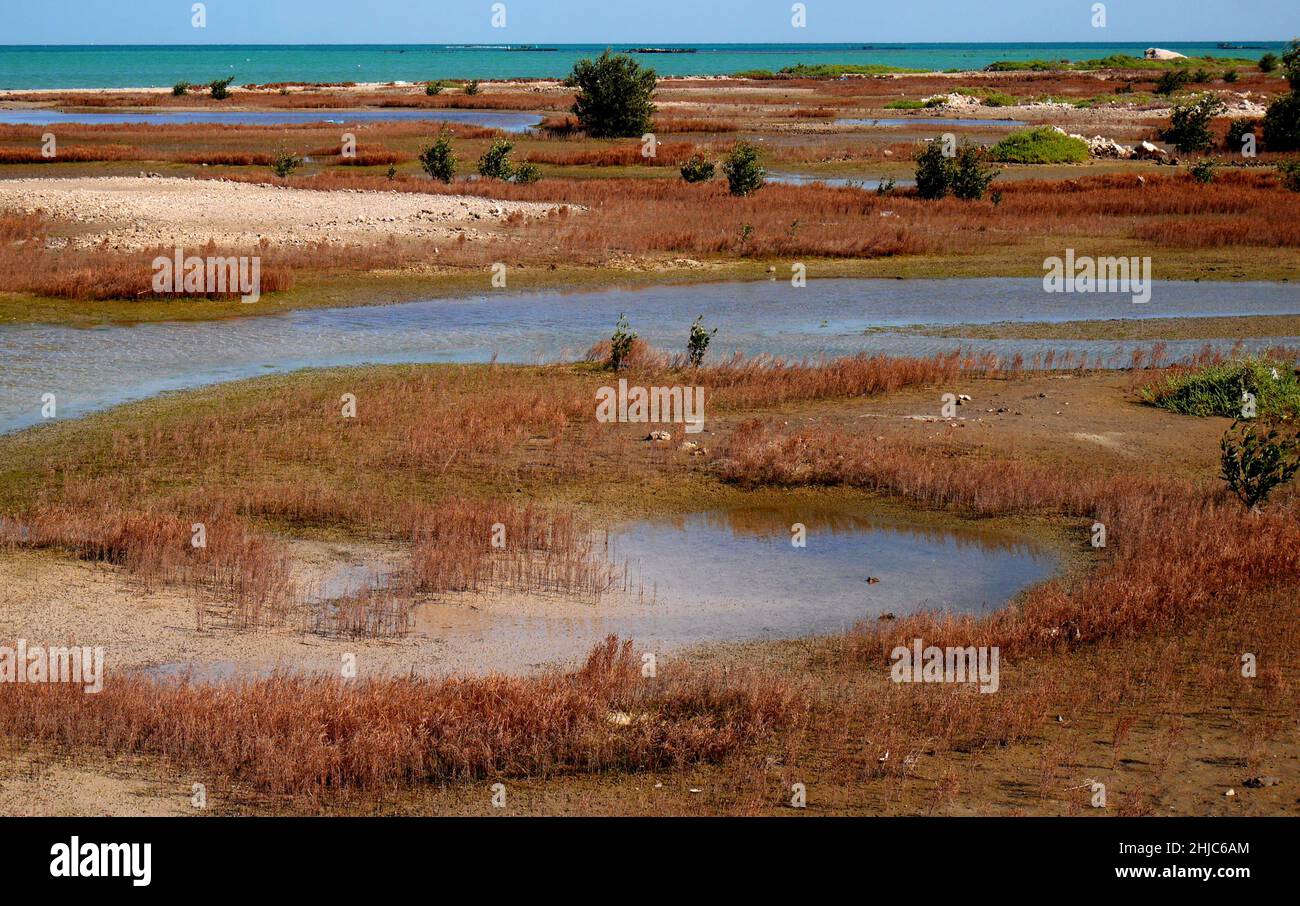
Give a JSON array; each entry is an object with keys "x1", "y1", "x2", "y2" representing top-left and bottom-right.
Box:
[{"x1": 0, "y1": 175, "x2": 567, "y2": 250}]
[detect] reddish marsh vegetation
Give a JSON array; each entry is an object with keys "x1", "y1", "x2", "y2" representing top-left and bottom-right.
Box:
[{"x1": 0, "y1": 637, "x2": 805, "y2": 795}]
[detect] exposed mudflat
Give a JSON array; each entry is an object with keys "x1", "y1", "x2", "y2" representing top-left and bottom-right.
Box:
[{"x1": 0, "y1": 176, "x2": 568, "y2": 249}]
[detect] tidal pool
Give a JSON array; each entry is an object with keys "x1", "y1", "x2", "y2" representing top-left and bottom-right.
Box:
[
  {"x1": 406, "y1": 503, "x2": 1058, "y2": 673},
  {"x1": 0, "y1": 108, "x2": 543, "y2": 132},
  {"x1": 3, "y1": 278, "x2": 1298, "y2": 433}
]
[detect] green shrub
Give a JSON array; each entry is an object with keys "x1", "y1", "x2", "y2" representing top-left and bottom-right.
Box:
[
  {"x1": 271, "y1": 148, "x2": 302, "y2": 179},
  {"x1": 1259, "y1": 52, "x2": 1280, "y2": 73},
  {"x1": 1278, "y1": 159, "x2": 1300, "y2": 191},
  {"x1": 989, "y1": 126, "x2": 1089, "y2": 164},
  {"x1": 477, "y1": 139, "x2": 515, "y2": 180},
  {"x1": 1223, "y1": 69, "x2": 1239, "y2": 83},
  {"x1": 679, "y1": 154, "x2": 715, "y2": 183},
  {"x1": 722, "y1": 142, "x2": 764, "y2": 196},
  {"x1": 208, "y1": 77, "x2": 235, "y2": 100},
  {"x1": 1220, "y1": 417, "x2": 1300, "y2": 509},
  {"x1": 1284, "y1": 38, "x2": 1300, "y2": 90},
  {"x1": 171, "y1": 81, "x2": 190, "y2": 97},
  {"x1": 884, "y1": 99, "x2": 924, "y2": 110},
  {"x1": 463, "y1": 80, "x2": 480, "y2": 96},
  {"x1": 687, "y1": 315, "x2": 716, "y2": 367},
  {"x1": 950, "y1": 145, "x2": 1000, "y2": 200},
  {"x1": 914, "y1": 140, "x2": 953, "y2": 199},
  {"x1": 1162, "y1": 94, "x2": 1226, "y2": 152},
  {"x1": 512, "y1": 161, "x2": 542, "y2": 184},
  {"x1": 1190, "y1": 67, "x2": 1213, "y2": 84},
  {"x1": 1154, "y1": 69, "x2": 1192, "y2": 96},
  {"x1": 418, "y1": 133, "x2": 457, "y2": 182},
  {"x1": 1140, "y1": 358, "x2": 1300, "y2": 417},
  {"x1": 566, "y1": 50, "x2": 656, "y2": 138},
  {"x1": 425, "y1": 81, "x2": 444, "y2": 96},
  {"x1": 1226, "y1": 117, "x2": 1258, "y2": 151},
  {"x1": 1190, "y1": 159, "x2": 1217, "y2": 183},
  {"x1": 1264, "y1": 92, "x2": 1300, "y2": 152},
  {"x1": 957, "y1": 88, "x2": 1017, "y2": 107},
  {"x1": 608, "y1": 314, "x2": 637, "y2": 371}
]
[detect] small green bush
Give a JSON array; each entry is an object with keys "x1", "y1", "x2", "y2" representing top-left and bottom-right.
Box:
[
  {"x1": 1263, "y1": 92, "x2": 1300, "y2": 152},
  {"x1": 1278, "y1": 159, "x2": 1300, "y2": 192},
  {"x1": 884, "y1": 99, "x2": 924, "y2": 110},
  {"x1": 1141, "y1": 358, "x2": 1300, "y2": 418},
  {"x1": 1259, "y1": 52, "x2": 1280, "y2": 73},
  {"x1": 687, "y1": 315, "x2": 716, "y2": 367},
  {"x1": 172, "y1": 81, "x2": 190, "y2": 97},
  {"x1": 1220, "y1": 417, "x2": 1300, "y2": 509},
  {"x1": 425, "y1": 81, "x2": 444, "y2": 96},
  {"x1": 722, "y1": 142, "x2": 765, "y2": 196},
  {"x1": 477, "y1": 139, "x2": 515, "y2": 180},
  {"x1": 1226, "y1": 117, "x2": 1258, "y2": 151},
  {"x1": 271, "y1": 148, "x2": 302, "y2": 179},
  {"x1": 512, "y1": 161, "x2": 542, "y2": 184},
  {"x1": 1154, "y1": 69, "x2": 1192, "y2": 96},
  {"x1": 1162, "y1": 94, "x2": 1226, "y2": 153},
  {"x1": 608, "y1": 314, "x2": 637, "y2": 371},
  {"x1": 989, "y1": 126, "x2": 1089, "y2": 164},
  {"x1": 950, "y1": 145, "x2": 1000, "y2": 200},
  {"x1": 463, "y1": 80, "x2": 480, "y2": 96},
  {"x1": 914, "y1": 140, "x2": 953, "y2": 200},
  {"x1": 209, "y1": 77, "x2": 235, "y2": 100},
  {"x1": 1223, "y1": 69, "x2": 1239, "y2": 83},
  {"x1": 679, "y1": 154, "x2": 716, "y2": 183},
  {"x1": 418, "y1": 133, "x2": 457, "y2": 183},
  {"x1": 1190, "y1": 159, "x2": 1217, "y2": 183}
]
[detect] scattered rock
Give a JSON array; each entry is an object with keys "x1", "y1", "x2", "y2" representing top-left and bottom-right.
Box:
[
  {"x1": 1145, "y1": 47, "x2": 1187, "y2": 60},
  {"x1": 865, "y1": 576, "x2": 881, "y2": 584},
  {"x1": 646, "y1": 430, "x2": 672, "y2": 442},
  {"x1": 1133, "y1": 141, "x2": 1168, "y2": 160},
  {"x1": 1243, "y1": 776, "x2": 1281, "y2": 788}
]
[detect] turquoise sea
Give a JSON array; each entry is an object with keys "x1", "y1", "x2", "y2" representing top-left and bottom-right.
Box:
[{"x1": 0, "y1": 42, "x2": 1285, "y2": 89}]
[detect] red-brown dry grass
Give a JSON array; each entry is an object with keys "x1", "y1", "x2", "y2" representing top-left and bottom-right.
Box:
[
  {"x1": 0, "y1": 502, "x2": 292, "y2": 629},
  {"x1": 404, "y1": 499, "x2": 622, "y2": 602},
  {"x1": 0, "y1": 637, "x2": 806, "y2": 795}
]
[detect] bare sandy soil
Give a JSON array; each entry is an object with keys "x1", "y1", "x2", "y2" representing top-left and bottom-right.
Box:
[{"x1": 0, "y1": 175, "x2": 568, "y2": 250}]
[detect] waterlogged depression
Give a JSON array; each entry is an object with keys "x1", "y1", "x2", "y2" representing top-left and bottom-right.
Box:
[
  {"x1": 2, "y1": 278, "x2": 1299, "y2": 433},
  {"x1": 144, "y1": 504, "x2": 1059, "y2": 679}
]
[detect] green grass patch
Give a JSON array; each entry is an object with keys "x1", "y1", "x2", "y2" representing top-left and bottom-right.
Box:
[
  {"x1": 1140, "y1": 358, "x2": 1300, "y2": 417},
  {"x1": 986, "y1": 55, "x2": 1258, "y2": 72},
  {"x1": 989, "y1": 127, "x2": 1090, "y2": 164},
  {"x1": 884, "y1": 99, "x2": 925, "y2": 110},
  {"x1": 956, "y1": 87, "x2": 1019, "y2": 107},
  {"x1": 778, "y1": 63, "x2": 926, "y2": 77}
]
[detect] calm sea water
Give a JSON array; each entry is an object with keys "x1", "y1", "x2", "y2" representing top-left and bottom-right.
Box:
[{"x1": 0, "y1": 43, "x2": 1284, "y2": 89}]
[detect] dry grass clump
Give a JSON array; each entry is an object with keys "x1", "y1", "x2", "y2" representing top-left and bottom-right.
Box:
[
  {"x1": 404, "y1": 499, "x2": 622, "y2": 602},
  {"x1": 0, "y1": 502, "x2": 292, "y2": 628},
  {"x1": 0, "y1": 637, "x2": 806, "y2": 795}
]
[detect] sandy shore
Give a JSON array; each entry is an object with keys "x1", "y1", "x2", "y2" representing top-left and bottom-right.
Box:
[{"x1": 0, "y1": 175, "x2": 568, "y2": 250}]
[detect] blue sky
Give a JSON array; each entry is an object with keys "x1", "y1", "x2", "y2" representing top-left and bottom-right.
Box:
[{"x1": 3, "y1": 0, "x2": 1296, "y2": 44}]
